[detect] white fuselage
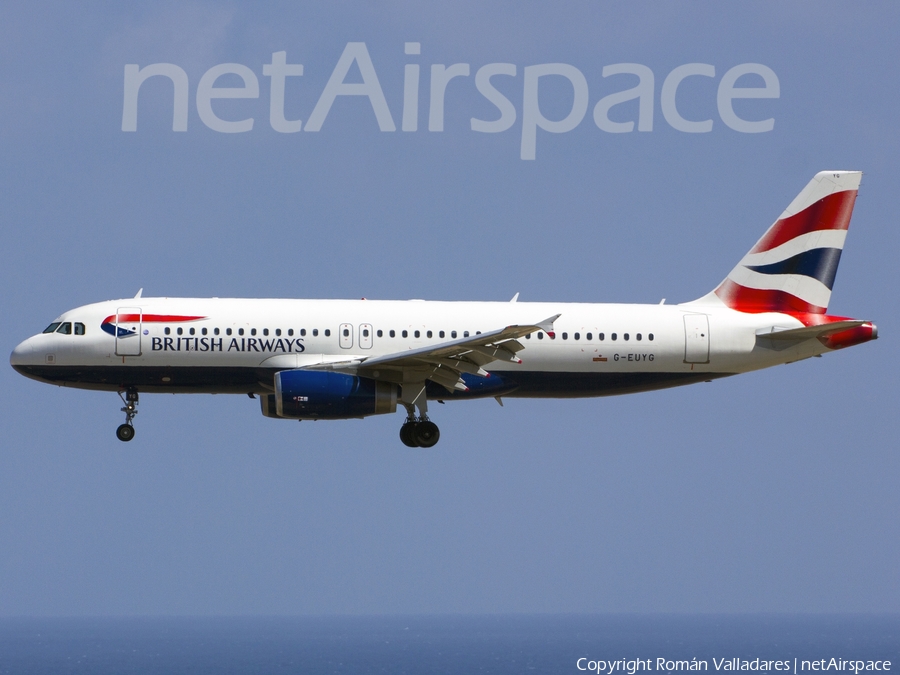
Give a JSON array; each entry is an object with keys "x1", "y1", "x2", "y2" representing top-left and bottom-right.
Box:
[{"x1": 11, "y1": 296, "x2": 821, "y2": 398}]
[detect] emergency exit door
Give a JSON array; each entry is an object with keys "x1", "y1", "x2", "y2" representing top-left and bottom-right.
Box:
[
  {"x1": 359, "y1": 324, "x2": 373, "y2": 349},
  {"x1": 339, "y1": 323, "x2": 353, "y2": 349}
]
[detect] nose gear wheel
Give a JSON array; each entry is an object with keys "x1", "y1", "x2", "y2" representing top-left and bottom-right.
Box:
[{"x1": 116, "y1": 388, "x2": 139, "y2": 442}]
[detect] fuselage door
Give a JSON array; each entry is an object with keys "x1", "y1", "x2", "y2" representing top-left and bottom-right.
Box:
[
  {"x1": 359, "y1": 324, "x2": 373, "y2": 349},
  {"x1": 339, "y1": 322, "x2": 353, "y2": 349},
  {"x1": 683, "y1": 313, "x2": 709, "y2": 364},
  {"x1": 115, "y1": 307, "x2": 142, "y2": 356}
]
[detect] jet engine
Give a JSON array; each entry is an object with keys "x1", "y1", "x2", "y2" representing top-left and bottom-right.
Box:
[{"x1": 261, "y1": 370, "x2": 397, "y2": 420}]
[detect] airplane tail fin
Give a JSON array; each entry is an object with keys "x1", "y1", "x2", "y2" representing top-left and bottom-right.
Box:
[{"x1": 690, "y1": 171, "x2": 862, "y2": 314}]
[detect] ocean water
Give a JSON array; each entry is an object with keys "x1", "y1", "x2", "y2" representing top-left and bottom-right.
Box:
[{"x1": 0, "y1": 615, "x2": 896, "y2": 675}]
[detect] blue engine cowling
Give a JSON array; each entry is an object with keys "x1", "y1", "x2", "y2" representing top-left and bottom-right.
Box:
[{"x1": 264, "y1": 370, "x2": 397, "y2": 420}]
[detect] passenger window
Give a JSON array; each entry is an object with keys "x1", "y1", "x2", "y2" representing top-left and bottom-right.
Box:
[
  {"x1": 251, "y1": 328, "x2": 257, "y2": 336},
  {"x1": 562, "y1": 332, "x2": 568, "y2": 340},
  {"x1": 414, "y1": 330, "x2": 420, "y2": 338},
  {"x1": 599, "y1": 333, "x2": 605, "y2": 341},
  {"x1": 649, "y1": 333, "x2": 654, "y2": 341},
  {"x1": 377, "y1": 329, "x2": 383, "y2": 337},
  {"x1": 214, "y1": 328, "x2": 220, "y2": 336},
  {"x1": 426, "y1": 330, "x2": 432, "y2": 338},
  {"x1": 275, "y1": 329, "x2": 281, "y2": 336},
  {"x1": 574, "y1": 332, "x2": 580, "y2": 340},
  {"x1": 624, "y1": 333, "x2": 629, "y2": 341},
  {"x1": 464, "y1": 331, "x2": 469, "y2": 338},
  {"x1": 74, "y1": 323, "x2": 85, "y2": 335},
  {"x1": 451, "y1": 331, "x2": 457, "y2": 338},
  {"x1": 43, "y1": 322, "x2": 61, "y2": 334},
  {"x1": 299, "y1": 329, "x2": 305, "y2": 336},
  {"x1": 165, "y1": 327, "x2": 171, "y2": 335},
  {"x1": 288, "y1": 329, "x2": 294, "y2": 336},
  {"x1": 439, "y1": 330, "x2": 445, "y2": 338},
  {"x1": 226, "y1": 328, "x2": 233, "y2": 336},
  {"x1": 390, "y1": 330, "x2": 396, "y2": 338},
  {"x1": 56, "y1": 322, "x2": 72, "y2": 335},
  {"x1": 537, "y1": 332, "x2": 544, "y2": 340},
  {"x1": 611, "y1": 333, "x2": 617, "y2": 341},
  {"x1": 263, "y1": 328, "x2": 269, "y2": 336},
  {"x1": 402, "y1": 330, "x2": 408, "y2": 338},
  {"x1": 201, "y1": 327, "x2": 207, "y2": 336},
  {"x1": 312, "y1": 329, "x2": 319, "y2": 337},
  {"x1": 177, "y1": 327, "x2": 184, "y2": 336},
  {"x1": 586, "y1": 332, "x2": 592, "y2": 340},
  {"x1": 238, "y1": 328, "x2": 244, "y2": 336},
  {"x1": 343, "y1": 328, "x2": 350, "y2": 337},
  {"x1": 190, "y1": 328, "x2": 196, "y2": 336},
  {"x1": 636, "y1": 333, "x2": 642, "y2": 341},
  {"x1": 363, "y1": 329, "x2": 370, "y2": 337},
  {"x1": 324, "y1": 329, "x2": 331, "y2": 337}
]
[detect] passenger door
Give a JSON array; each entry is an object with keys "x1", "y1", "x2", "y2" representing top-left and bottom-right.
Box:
[
  {"x1": 683, "y1": 314, "x2": 709, "y2": 364},
  {"x1": 115, "y1": 307, "x2": 142, "y2": 356}
]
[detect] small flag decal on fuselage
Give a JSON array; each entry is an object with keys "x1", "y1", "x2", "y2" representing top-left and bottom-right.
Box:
[{"x1": 592, "y1": 356, "x2": 607, "y2": 362}]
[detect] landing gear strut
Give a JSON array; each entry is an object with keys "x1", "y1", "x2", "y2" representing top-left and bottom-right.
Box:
[
  {"x1": 116, "y1": 388, "x2": 138, "y2": 442},
  {"x1": 399, "y1": 405, "x2": 440, "y2": 448}
]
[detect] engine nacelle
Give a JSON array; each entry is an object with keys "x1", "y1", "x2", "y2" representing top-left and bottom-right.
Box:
[{"x1": 264, "y1": 370, "x2": 397, "y2": 420}]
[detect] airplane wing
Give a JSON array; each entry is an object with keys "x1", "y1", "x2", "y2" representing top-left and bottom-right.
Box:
[{"x1": 306, "y1": 314, "x2": 560, "y2": 393}]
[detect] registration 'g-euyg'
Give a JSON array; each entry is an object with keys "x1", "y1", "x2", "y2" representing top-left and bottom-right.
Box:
[{"x1": 11, "y1": 172, "x2": 877, "y2": 447}]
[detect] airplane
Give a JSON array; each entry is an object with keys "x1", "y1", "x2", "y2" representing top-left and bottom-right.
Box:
[{"x1": 10, "y1": 171, "x2": 877, "y2": 447}]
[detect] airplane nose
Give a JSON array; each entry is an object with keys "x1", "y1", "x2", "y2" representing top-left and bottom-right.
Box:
[{"x1": 10, "y1": 337, "x2": 36, "y2": 371}]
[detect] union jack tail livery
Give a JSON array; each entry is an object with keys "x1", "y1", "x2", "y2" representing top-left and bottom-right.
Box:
[
  {"x1": 11, "y1": 170, "x2": 877, "y2": 446},
  {"x1": 701, "y1": 171, "x2": 861, "y2": 314}
]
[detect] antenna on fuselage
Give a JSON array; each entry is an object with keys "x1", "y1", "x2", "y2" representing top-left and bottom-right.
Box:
[{"x1": 134, "y1": 288, "x2": 143, "y2": 299}]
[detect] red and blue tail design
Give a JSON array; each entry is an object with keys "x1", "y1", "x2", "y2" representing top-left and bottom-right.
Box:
[{"x1": 703, "y1": 171, "x2": 861, "y2": 314}]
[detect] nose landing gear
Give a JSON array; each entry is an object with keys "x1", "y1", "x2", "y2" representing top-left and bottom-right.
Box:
[{"x1": 116, "y1": 388, "x2": 139, "y2": 442}]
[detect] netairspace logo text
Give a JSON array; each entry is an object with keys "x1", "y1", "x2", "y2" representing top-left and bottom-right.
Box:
[{"x1": 122, "y1": 42, "x2": 781, "y2": 160}]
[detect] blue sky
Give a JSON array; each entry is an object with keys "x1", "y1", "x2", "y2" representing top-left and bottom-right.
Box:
[{"x1": 1, "y1": 1, "x2": 898, "y2": 615}]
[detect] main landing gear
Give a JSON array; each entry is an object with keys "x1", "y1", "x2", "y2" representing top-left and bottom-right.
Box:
[
  {"x1": 400, "y1": 413, "x2": 440, "y2": 448},
  {"x1": 398, "y1": 383, "x2": 440, "y2": 447},
  {"x1": 116, "y1": 388, "x2": 139, "y2": 442}
]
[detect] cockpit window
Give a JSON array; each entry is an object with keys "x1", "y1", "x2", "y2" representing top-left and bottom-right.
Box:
[
  {"x1": 43, "y1": 322, "x2": 61, "y2": 334},
  {"x1": 56, "y1": 322, "x2": 72, "y2": 335},
  {"x1": 74, "y1": 322, "x2": 85, "y2": 335}
]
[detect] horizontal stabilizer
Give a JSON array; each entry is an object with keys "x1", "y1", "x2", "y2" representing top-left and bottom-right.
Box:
[
  {"x1": 756, "y1": 320, "x2": 866, "y2": 341},
  {"x1": 756, "y1": 319, "x2": 877, "y2": 351}
]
